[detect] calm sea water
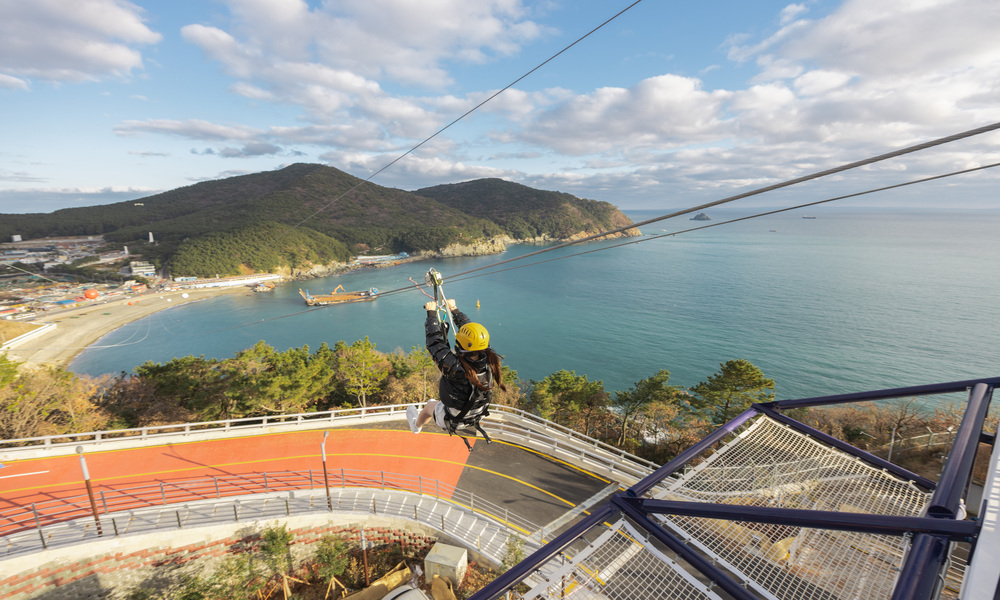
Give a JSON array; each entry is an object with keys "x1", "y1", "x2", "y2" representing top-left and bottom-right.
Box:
[{"x1": 70, "y1": 209, "x2": 1000, "y2": 400}]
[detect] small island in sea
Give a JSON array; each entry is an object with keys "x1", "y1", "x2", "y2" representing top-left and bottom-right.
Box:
[{"x1": 691, "y1": 212, "x2": 711, "y2": 221}]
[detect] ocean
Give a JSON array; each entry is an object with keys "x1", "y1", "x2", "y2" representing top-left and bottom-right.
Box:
[{"x1": 69, "y1": 208, "x2": 1000, "y2": 401}]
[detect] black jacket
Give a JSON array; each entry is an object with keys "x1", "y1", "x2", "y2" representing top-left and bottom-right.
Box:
[{"x1": 425, "y1": 309, "x2": 492, "y2": 422}]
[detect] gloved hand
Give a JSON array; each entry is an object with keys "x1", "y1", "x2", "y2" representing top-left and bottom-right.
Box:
[{"x1": 424, "y1": 299, "x2": 457, "y2": 311}]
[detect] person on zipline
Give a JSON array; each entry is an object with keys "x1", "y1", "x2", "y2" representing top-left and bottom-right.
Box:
[{"x1": 407, "y1": 298, "x2": 506, "y2": 440}]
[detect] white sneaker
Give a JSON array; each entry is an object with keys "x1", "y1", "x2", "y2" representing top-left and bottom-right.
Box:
[{"x1": 406, "y1": 405, "x2": 421, "y2": 434}]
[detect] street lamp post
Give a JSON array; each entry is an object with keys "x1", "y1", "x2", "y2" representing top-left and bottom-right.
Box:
[
  {"x1": 858, "y1": 430, "x2": 875, "y2": 449},
  {"x1": 888, "y1": 427, "x2": 900, "y2": 462},
  {"x1": 321, "y1": 431, "x2": 332, "y2": 511},
  {"x1": 76, "y1": 446, "x2": 103, "y2": 536}
]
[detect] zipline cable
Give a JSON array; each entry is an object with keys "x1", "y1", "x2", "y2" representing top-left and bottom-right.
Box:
[
  {"x1": 416, "y1": 121, "x2": 1000, "y2": 285},
  {"x1": 199, "y1": 157, "x2": 1000, "y2": 334},
  {"x1": 429, "y1": 161, "x2": 1000, "y2": 287},
  {"x1": 291, "y1": 0, "x2": 647, "y2": 229}
]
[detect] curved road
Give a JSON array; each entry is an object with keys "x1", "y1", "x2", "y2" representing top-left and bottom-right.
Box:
[{"x1": 0, "y1": 421, "x2": 613, "y2": 535}]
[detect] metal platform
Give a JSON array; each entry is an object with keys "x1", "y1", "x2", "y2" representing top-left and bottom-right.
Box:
[{"x1": 473, "y1": 377, "x2": 999, "y2": 600}]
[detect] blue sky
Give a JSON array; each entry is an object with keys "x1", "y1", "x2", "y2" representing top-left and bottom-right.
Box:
[{"x1": 1, "y1": 0, "x2": 998, "y2": 214}]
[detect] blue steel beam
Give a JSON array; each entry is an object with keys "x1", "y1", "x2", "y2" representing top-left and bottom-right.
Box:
[
  {"x1": 891, "y1": 382, "x2": 994, "y2": 600},
  {"x1": 469, "y1": 503, "x2": 620, "y2": 600},
  {"x1": 626, "y1": 498, "x2": 978, "y2": 540},
  {"x1": 472, "y1": 380, "x2": 996, "y2": 600},
  {"x1": 929, "y1": 382, "x2": 993, "y2": 518},
  {"x1": 889, "y1": 535, "x2": 951, "y2": 600},
  {"x1": 754, "y1": 404, "x2": 936, "y2": 490},
  {"x1": 762, "y1": 376, "x2": 1000, "y2": 410},
  {"x1": 628, "y1": 407, "x2": 759, "y2": 498},
  {"x1": 612, "y1": 495, "x2": 762, "y2": 600}
]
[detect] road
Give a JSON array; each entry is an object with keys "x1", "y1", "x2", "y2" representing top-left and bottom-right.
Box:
[{"x1": 0, "y1": 421, "x2": 613, "y2": 534}]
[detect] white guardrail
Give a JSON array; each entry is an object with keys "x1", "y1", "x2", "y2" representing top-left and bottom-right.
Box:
[
  {"x1": 0, "y1": 405, "x2": 659, "y2": 562},
  {"x1": 0, "y1": 404, "x2": 659, "y2": 482},
  {"x1": 0, "y1": 469, "x2": 544, "y2": 562},
  {"x1": 0, "y1": 322, "x2": 57, "y2": 350}
]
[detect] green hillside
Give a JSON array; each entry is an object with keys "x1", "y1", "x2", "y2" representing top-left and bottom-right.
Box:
[
  {"x1": 413, "y1": 178, "x2": 634, "y2": 239},
  {"x1": 1, "y1": 164, "x2": 636, "y2": 277}
]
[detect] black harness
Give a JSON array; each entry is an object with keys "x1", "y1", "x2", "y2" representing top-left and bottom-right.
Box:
[{"x1": 442, "y1": 362, "x2": 494, "y2": 451}]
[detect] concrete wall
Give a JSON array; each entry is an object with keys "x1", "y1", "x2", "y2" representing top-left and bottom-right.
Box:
[{"x1": 0, "y1": 514, "x2": 443, "y2": 600}]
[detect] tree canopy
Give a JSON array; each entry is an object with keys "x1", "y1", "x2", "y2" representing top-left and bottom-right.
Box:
[
  {"x1": 610, "y1": 369, "x2": 684, "y2": 446},
  {"x1": 527, "y1": 370, "x2": 610, "y2": 438},
  {"x1": 334, "y1": 337, "x2": 389, "y2": 408},
  {"x1": 691, "y1": 359, "x2": 776, "y2": 425}
]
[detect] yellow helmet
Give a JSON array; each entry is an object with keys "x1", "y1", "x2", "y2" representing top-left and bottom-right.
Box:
[{"x1": 455, "y1": 322, "x2": 490, "y2": 352}]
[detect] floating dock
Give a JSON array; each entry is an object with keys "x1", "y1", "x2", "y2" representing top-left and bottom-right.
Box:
[{"x1": 299, "y1": 287, "x2": 378, "y2": 306}]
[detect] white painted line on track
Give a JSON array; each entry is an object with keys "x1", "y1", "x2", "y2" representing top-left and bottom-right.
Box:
[{"x1": 0, "y1": 471, "x2": 49, "y2": 480}]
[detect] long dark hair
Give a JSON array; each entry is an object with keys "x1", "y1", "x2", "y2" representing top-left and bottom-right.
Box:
[{"x1": 458, "y1": 348, "x2": 507, "y2": 393}]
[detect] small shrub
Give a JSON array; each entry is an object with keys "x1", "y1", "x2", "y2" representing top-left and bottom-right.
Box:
[
  {"x1": 499, "y1": 534, "x2": 526, "y2": 572},
  {"x1": 260, "y1": 523, "x2": 295, "y2": 577},
  {"x1": 314, "y1": 534, "x2": 351, "y2": 583}
]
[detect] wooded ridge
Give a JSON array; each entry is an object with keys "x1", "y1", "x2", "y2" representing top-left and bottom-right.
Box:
[{"x1": 1, "y1": 164, "x2": 638, "y2": 277}]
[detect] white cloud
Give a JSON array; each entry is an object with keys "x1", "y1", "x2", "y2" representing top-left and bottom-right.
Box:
[
  {"x1": 0, "y1": 0, "x2": 161, "y2": 84},
  {"x1": 0, "y1": 73, "x2": 29, "y2": 90},
  {"x1": 176, "y1": 0, "x2": 548, "y2": 144},
  {"x1": 315, "y1": 149, "x2": 510, "y2": 190},
  {"x1": 94, "y1": 0, "x2": 1000, "y2": 210},
  {"x1": 780, "y1": 0, "x2": 1000, "y2": 77},
  {"x1": 114, "y1": 119, "x2": 262, "y2": 141},
  {"x1": 636, "y1": 0, "x2": 1000, "y2": 201},
  {"x1": 230, "y1": 82, "x2": 275, "y2": 101},
  {"x1": 308, "y1": 0, "x2": 545, "y2": 86},
  {"x1": 520, "y1": 75, "x2": 732, "y2": 154},
  {"x1": 793, "y1": 70, "x2": 853, "y2": 96},
  {"x1": 779, "y1": 4, "x2": 809, "y2": 25},
  {"x1": 182, "y1": 0, "x2": 545, "y2": 90},
  {"x1": 217, "y1": 142, "x2": 282, "y2": 157}
]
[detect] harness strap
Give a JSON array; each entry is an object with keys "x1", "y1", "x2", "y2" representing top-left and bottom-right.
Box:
[
  {"x1": 447, "y1": 412, "x2": 493, "y2": 453},
  {"x1": 448, "y1": 364, "x2": 492, "y2": 423}
]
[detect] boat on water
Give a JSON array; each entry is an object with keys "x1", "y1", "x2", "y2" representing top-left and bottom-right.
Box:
[
  {"x1": 251, "y1": 282, "x2": 275, "y2": 292},
  {"x1": 802, "y1": 216, "x2": 817, "y2": 219},
  {"x1": 298, "y1": 285, "x2": 379, "y2": 306}
]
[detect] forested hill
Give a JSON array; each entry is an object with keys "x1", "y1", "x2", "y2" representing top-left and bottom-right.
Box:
[
  {"x1": 415, "y1": 178, "x2": 637, "y2": 240},
  {"x1": 1, "y1": 163, "x2": 637, "y2": 277}
]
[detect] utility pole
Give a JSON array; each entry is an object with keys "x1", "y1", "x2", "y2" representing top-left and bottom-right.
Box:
[
  {"x1": 76, "y1": 446, "x2": 102, "y2": 536},
  {"x1": 888, "y1": 427, "x2": 899, "y2": 462},
  {"x1": 321, "y1": 431, "x2": 332, "y2": 511}
]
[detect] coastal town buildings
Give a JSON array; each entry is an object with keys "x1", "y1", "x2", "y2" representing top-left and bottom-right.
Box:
[{"x1": 1, "y1": 235, "x2": 284, "y2": 322}]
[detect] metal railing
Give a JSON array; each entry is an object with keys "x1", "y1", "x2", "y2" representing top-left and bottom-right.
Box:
[
  {"x1": 0, "y1": 404, "x2": 410, "y2": 450},
  {"x1": 0, "y1": 405, "x2": 658, "y2": 563},
  {"x1": 0, "y1": 404, "x2": 659, "y2": 480},
  {"x1": 0, "y1": 468, "x2": 543, "y2": 561}
]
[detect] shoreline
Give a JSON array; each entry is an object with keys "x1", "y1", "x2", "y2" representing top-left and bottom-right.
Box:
[
  {"x1": 2, "y1": 233, "x2": 637, "y2": 372},
  {"x1": 3, "y1": 286, "x2": 248, "y2": 370},
  {"x1": 3, "y1": 257, "x2": 436, "y2": 371},
  {"x1": 2, "y1": 256, "x2": 435, "y2": 372}
]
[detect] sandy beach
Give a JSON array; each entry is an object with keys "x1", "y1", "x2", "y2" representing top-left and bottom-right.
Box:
[{"x1": 2, "y1": 286, "x2": 248, "y2": 369}]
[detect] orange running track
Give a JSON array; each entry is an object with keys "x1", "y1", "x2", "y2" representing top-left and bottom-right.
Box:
[{"x1": 0, "y1": 427, "x2": 475, "y2": 533}]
